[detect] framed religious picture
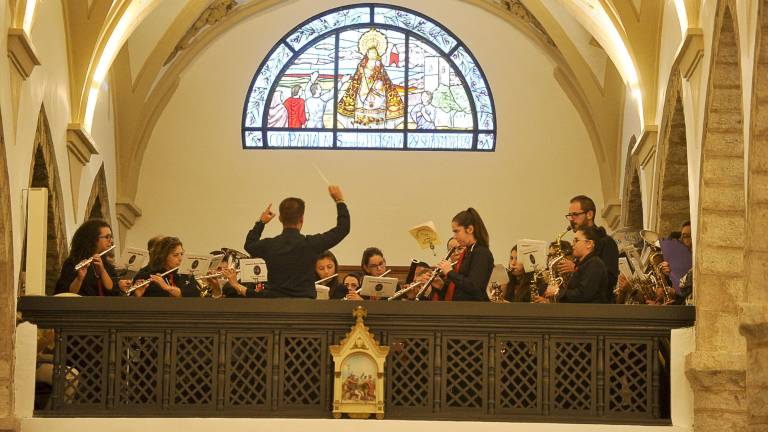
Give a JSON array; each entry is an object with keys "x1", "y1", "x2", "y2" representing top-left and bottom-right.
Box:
[{"x1": 330, "y1": 306, "x2": 389, "y2": 419}]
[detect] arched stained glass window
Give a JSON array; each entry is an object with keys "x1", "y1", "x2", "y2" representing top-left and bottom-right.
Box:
[{"x1": 242, "y1": 4, "x2": 496, "y2": 151}]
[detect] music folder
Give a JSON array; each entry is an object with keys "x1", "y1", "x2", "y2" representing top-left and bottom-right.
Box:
[
  {"x1": 517, "y1": 239, "x2": 548, "y2": 273},
  {"x1": 178, "y1": 254, "x2": 213, "y2": 277},
  {"x1": 315, "y1": 284, "x2": 330, "y2": 300},
  {"x1": 240, "y1": 258, "x2": 268, "y2": 283},
  {"x1": 117, "y1": 247, "x2": 148, "y2": 273},
  {"x1": 360, "y1": 276, "x2": 399, "y2": 298}
]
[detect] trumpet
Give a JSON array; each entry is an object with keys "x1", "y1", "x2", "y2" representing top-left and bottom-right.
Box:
[
  {"x1": 74, "y1": 245, "x2": 116, "y2": 270},
  {"x1": 126, "y1": 266, "x2": 180, "y2": 295},
  {"x1": 195, "y1": 268, "x2": 241, "y2": 281}
]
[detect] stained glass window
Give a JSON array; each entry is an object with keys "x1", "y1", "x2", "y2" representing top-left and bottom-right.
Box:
[{"x1": 242, "y1": 4, "x2": 496, "y2": 151}]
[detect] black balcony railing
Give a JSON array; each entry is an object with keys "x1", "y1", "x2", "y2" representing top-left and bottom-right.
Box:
[{"x1": 17, "y1": 297, "x2": 695, "y2": 424}]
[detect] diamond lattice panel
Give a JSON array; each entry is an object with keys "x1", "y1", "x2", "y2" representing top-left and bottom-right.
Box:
[
  {"x1": 61, "y1": 333, "x2": 106, "y2": 406},
  {"x1": 444, "y1": 337, "x2": 486, "y2": 409},
  {"x1": 172, "y1": 335, "x2": 216, "y2": 406},
  {"x1": 281, "y1": 335, "x2": 324, "y2": 406},
  {"x1": 607, "y1": 341, "x2": 650, "y2": 414},
  {"x1": 551, "y1": 339, "x2": 594, "y2": 412},
  {"x1": 497, "y1": 337, "x2": 540, "y2": 411},
  {"x1": 388, "y1": 336, "x2": 433, "y2": 409},
  {"x1": 117, "y1": 334, "x2": 162, "y2": 406},
  {"x1": 226, "y1": 335, "x2": 271, "y2": 407}
]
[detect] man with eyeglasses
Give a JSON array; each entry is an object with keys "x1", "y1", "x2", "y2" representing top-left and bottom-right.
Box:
[{"x1": 557, "y1": 195, "x2": 619, "y2": 300}]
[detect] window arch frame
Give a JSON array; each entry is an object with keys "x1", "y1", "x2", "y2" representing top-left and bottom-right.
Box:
[{"x1": 241, "y1": 3, "x2": 497, "y2": 151}]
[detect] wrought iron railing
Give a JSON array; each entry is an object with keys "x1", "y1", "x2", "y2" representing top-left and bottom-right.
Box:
[{"x1": 17, "y1": 297, "x2": 695, "y2": 424}]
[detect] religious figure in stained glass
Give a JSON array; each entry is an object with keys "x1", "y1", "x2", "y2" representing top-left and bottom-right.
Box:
[
  {"x1": 337, "y1": 28, "x2": 404, "y2": 128},
  {"x1": 242, "y1": 4, "x2": 496, "y2": 150}
]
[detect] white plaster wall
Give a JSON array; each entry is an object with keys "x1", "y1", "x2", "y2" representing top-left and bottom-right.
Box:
[
  {"x1": 127, "y1": 0, "x2": 188, "y2": 85},
  {"x1": 0, "y1": 0, "x2": 123, "y2": 280},
  {"x1": 0, "y1": 0, "x2": 73, "y2": 295},
  {"x1": 127, "y1": 0, "x2": 605, "y2": 266}
]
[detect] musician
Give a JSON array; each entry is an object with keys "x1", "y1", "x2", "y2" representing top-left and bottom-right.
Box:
[
  {"x1": 244, "y1": 185, "x2": 349, "y2": 298},
  {"x1": 542, "y1": 226, "x2": 611, "y2": 303},
  {"x1": 132, "y1": 237, "x2": 200, "y2": 297},
  {"x1": 436, "y1": 208, "x2": 494, "y2": 301},
  {"x1": 342, "y1": 272, "x2": 364, "y2": 301},
  {"x1": 204, "y1": 251, "x2": 253, "y2": 298},
  {"x1": 315, "y1": 250, "x2": 346, "y2": 299},
  {"x1": 137, "y1": 234, "x2": 166, "y2": 274},
  {"x1": 55, "y1": 219, "x2": 123, "y2": 296},
  {"x1": 557, "y1": 195, "x2": 619, "y2": 301},
  {"x1": 431, "y1": 239, "x2": 463, "y2": 300},
  {"x1": 360, "y1": 247, "x2": 396, "y2": 300},
  {"x1": 504, "y1": 246, "x2": 526, "y2": 302}
]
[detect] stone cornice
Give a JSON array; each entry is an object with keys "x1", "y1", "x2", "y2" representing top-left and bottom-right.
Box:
[
  {"x1": 634, "y1": 125, "x2": 658, "y2": 170},
  {"x1": 66, "y1": 123, "x2": 98, "y2": 165},
  {"x1": 7, "y1": 28, "x2": 40, "y2": 79},
  {"x1": 678, "y1": 28, "x2": 704, "y2": 80},
  {"x1": 116, "y1": 201, "x2": 142, "y2": 229}
]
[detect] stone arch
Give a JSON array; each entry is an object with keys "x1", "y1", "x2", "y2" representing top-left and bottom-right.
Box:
[
  {"x1": 686, "y1": 3, "x2": 749, "y2": 430},
  {"x1": 20, "y1": 106, "x2": 68, "y2": 296},
  {"x1": 654, "y1": 73, "x2": 691, "y2": 237},
  {"x1": 747, "y1": 0, "x2": 768, "y2": 305},
  {"x1": 621, "y1": 135, "x2": 644, "y2": 229},
  {"x1": 740, "y1": 4, "x2": 768, "y2": 429},
  {"x1": 0, "y1": 99, "x2": 16, "y2": 422},
  {"x1": 85, "y1": 165, "x2": 111, "y2": 223},
  {"x1": 694, "y1": 0, "x2": 747, "y2": 352}
]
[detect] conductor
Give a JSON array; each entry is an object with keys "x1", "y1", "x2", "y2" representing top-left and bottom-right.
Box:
[{"x1": 244, "y1": 185, "x2": 350, "y2": 298}]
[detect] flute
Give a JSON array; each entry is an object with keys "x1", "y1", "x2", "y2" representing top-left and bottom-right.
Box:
[
  {"x1": 126, "y1": 266, "x2": 180, "y2": 295},
  {"x1": 315, "y1": 273, "x2": 338, "y2": 285},
  {"x1": 195, "y1": 269, "x2": 242, "y2": 281},
  {"x1": 74, "y1": 245, "x2": 116, "y2": 270}
]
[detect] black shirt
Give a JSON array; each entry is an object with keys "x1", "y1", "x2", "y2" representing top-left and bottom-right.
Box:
[
  {"x1": 445, "y1": 242, "x2": 494, "y2": 301},
  {"x1": 132, "y1": 267, "x2": 201, "y2": 298},
  {"x1": 557, "y1": 253, "x2": 611, "y2": 303},
  {"x1": 55, "y1": 257, "x2": 120, "y2": 296},
  {"x1": 244, "y1": 202, "x2": 350, "y2": 298},
  {"x1": 593, "y1": 225, "x2": 619, "y2": 292}
]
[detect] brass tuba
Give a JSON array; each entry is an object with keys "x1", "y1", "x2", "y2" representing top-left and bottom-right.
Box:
[{"x1": 640, "y1": 230, "x2": 674, "y2": 304}]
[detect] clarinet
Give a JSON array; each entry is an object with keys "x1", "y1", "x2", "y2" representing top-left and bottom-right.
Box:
[{"x1": 414, "y1": 247, "x2": 457, "y2": 301}]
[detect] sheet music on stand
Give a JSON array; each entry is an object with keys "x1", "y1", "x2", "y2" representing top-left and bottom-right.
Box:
[
  {"x1": 178, "y1": 254, "x2": 213, "y2": 277},
  {"x1": 517, "y1": 239, "x2": 548, "y2": 273},
  {"x1": 116, "y1": 247, "x2": 148, "y2": 278},
  {"x1": 240, "y1": 258, "x2": 268, "y2": 283},
  {"x1": 360, "y1": 276, "x2": 398, "y2": 298},
  {"x1": 315, "y1": 284, "x2": 330, "y2": 300},
  {"x1": 409, "y1": 221, "x2": 440, "y2": 255}
]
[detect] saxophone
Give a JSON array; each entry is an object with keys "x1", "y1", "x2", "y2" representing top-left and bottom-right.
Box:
[{"x1": 545, "y1": 226, "x2": 572, "y2": 302}]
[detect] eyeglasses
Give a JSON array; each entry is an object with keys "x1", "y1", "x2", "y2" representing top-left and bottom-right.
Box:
[
  {"x1": 367, "y1": 262, "x2": 386, "y2": 269},
  {"x1": 564, "y1": 211, "x2": 587, "y2": 219},
  {"x1": 98, "y1": 234, "x2": 114, "y2": 240}
]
